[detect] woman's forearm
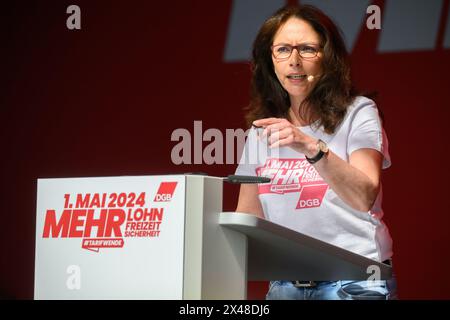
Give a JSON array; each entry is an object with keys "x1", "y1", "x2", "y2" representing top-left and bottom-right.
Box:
[{"x1": 312, "y1": 148, "x2": 382, "y2": 212}]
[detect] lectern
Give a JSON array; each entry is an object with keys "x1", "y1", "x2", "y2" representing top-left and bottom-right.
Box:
[{"x1": 35, "y1": 175, "x2": 391, "y2": 299}]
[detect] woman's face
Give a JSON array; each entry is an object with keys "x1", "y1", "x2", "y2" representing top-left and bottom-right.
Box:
[{"x1": 271, "y1": 17, "x2": 323, "y2": 105}]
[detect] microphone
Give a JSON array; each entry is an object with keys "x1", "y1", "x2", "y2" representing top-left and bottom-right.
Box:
[
  {"x1": 183, "y1": 173, "x2": 270, "y2": 184},
  {"x1": 224, "y1": 175, "x2": 271, "y2": 184},
  {"x1": 307, "y1": 74, "x2": 322, "y2": 82}
]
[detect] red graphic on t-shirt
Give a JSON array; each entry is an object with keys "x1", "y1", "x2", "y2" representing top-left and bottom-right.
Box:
[
  {"x1": 256, "y1": 158, "x2": 328, "y2": 209},
  {"x1": 296, "y1": 184, "x2": 329, "y2": 209}
]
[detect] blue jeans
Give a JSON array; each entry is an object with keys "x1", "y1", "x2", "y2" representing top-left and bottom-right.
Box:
[{"x1": 266, "y1": 275, "x2": 398, "y2": 300}]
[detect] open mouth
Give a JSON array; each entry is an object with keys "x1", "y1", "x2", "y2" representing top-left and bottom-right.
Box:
[{"x1": 286, "y1": 74, "x2": 307, "y2": 80}]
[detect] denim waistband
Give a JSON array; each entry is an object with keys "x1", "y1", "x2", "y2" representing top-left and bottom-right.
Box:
[{"x1": 291, "y1": 259, "x2": 392, "y2": 287}]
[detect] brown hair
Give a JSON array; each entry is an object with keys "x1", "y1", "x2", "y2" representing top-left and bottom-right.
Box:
[{"x1": 245, "y1": 5, "x2": 357, "y2": 134}]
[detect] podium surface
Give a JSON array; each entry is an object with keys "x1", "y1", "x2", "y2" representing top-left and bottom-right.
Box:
[{"x1": 219, "y1": 213, "x2": 392, "y2": 281}]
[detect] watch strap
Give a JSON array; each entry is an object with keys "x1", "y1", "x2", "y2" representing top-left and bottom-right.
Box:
[
  {"x1": 305, "y1": 139, "x2": 327, "y2": 164},
  {"x1": 305, "y1": 149, "x2": 324, "y2": 164}
]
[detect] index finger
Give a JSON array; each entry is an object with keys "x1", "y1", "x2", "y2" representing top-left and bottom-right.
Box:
[{"x1": 253, "y1": 118, "x2": 284, "y2": 127}]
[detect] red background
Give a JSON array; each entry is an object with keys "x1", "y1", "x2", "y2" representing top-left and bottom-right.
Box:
[{"x1": 2, "y1": 0, "x2": 450, "y2": 299}]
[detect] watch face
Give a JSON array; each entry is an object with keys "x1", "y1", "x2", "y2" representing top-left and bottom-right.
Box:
[{"x1": 319, "y1": 140, "x2": 329, "y2": 153}]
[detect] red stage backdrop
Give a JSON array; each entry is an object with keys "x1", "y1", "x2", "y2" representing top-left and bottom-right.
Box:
[{"x1": 2, "y1": 0, "x2": 450, "y2": 299}]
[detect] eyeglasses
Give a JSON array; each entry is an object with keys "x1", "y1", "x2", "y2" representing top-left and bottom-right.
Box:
[{"x1": 271, "y1": 44, "x2": 321, "y2": 59}]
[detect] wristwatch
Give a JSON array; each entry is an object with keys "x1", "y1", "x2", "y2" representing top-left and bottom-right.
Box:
[{"x1": 305, "y1": 139, "x2": 329, "y2": 164}]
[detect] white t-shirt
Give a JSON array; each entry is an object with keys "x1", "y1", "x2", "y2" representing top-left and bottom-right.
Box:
[{"x1": 235, "y1": 96, "x2": 393, "y2": 262}]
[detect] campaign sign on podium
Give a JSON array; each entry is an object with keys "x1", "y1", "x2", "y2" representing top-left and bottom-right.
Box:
[{"x1": 35, "y1": 175, "x2": 186, "y2": 299}]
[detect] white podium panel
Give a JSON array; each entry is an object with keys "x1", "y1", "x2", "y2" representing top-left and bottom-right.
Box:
[
  {"x1": 35, "y1": 175, "x2": 186, "y2": 299},
  {"x1": 35, "y1": 175, "x2": 247, "y2": 300}
]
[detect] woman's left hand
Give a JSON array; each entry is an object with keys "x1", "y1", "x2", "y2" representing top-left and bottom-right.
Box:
[{"x1": 253, "y1": 118, "x2": 317, "y2": 157}]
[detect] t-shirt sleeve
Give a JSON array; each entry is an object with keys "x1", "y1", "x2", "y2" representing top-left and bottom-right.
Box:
[
  {"x1": 235, "y1": 127, "x2": 259, "y2": 176},
  {"x1": 347, "y1": 97, "x2": 391, "y2": 169}
]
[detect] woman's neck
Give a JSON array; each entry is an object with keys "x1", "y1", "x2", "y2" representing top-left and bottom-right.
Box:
[
  {"x1": 289, "y1": 98, "x2": 310, "y2": 127},
  {"x1": 288, "y1": 108, "x2": 306, "y2": 127}
]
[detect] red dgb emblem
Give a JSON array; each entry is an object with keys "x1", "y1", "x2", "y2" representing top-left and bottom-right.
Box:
[{"x1": 154, "y1": 182, "x2": 177, "y2": 202}]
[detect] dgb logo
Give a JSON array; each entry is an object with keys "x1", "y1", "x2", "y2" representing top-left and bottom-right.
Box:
[{"x1": 154, "y1": 182, "x2": 177, "y2": 202}]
